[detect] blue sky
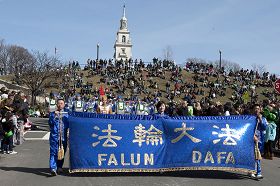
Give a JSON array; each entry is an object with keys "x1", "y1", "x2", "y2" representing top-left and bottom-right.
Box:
[{"x1": 0, "y1": 0, "x2": 279, "y2": 74}]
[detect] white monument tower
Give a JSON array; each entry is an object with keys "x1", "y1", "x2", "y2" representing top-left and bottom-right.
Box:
[{"x1": 114, "y1": 5, "x2": 132, "y2": 61}]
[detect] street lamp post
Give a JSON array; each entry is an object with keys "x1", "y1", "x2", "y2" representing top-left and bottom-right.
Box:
[
  {"x1": 219, "y1": 50, "x2": 222, "y2": 70},
  {"x1": 97, "y1": 43, "x2": 100, "y2": 61}
]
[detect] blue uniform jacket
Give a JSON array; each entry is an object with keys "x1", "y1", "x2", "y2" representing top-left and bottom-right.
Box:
[
  {"x1": 48, "y1": 111, "x2": 69, "y2": 170},
  {"x1": 49, "y1": 111, "x2": 69, "y2": 143},
  {"x1": 255, "y1": 117, "x2": 267, "y2": 153}
]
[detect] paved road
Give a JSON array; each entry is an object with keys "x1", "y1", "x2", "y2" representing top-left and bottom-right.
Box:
[
  {"x1": 29, "y1": 117, "x2": 49, "y2": 131},
  {"x1": 0, "y1": 118, "x2": 279, "y2": 186}
]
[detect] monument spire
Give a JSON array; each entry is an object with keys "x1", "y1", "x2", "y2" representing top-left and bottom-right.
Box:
[
  {"x1": 114, "y1": 4, "x2": 132, "y2": 61},
  {"x1": 123, "y1": 4, "x2": 126, "y2": 18}
]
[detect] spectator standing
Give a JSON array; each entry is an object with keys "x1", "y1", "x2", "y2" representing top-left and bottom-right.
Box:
[
  {"x1": 263, "y1": 106, "x2": 277, "y2": 159},
  {"x1": 0, "y1": 114, "x2": 4, "y2": 153},
  {"x1": 165, "y1": 82, "x2": 170, "y2": 94}
]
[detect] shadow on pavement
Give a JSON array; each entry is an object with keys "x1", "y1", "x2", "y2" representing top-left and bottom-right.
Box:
[
  {"x1": 67, "y1": 170, "x2": 250, "y2": 180},
  {"x1": 0, "y1": 167, "x2": 51, "y2": 177}
]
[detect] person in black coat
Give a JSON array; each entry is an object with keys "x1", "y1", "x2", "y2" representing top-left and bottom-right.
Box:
[{"x1": 0, "y1": 114, "x2": 4, "y2": 152}]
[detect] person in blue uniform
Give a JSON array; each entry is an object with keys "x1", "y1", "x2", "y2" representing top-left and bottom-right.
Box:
[
  {"x1": 124, "y1": 101, "x2": 133, "y2": 115},
  {"x1": 135, "y1": 100, "x2": 146, "y2": 115},
  {"x1": 147, "y1": 102, "x2": 156, "y2": 115},
  {"x1": 116, "y1": 97, "x2": 125, "y2": 114},
  {"x1": 64, "y1": 96, "x2": 73, "y2": 112},
  {"x1": 72, "y1": 95, "x2": 84, "y2": 112},
  {"x1": 49, "y1": 99, "x2": 69, "y2": 176},
  {"x1": 249, "y1": 104, "x2": 267, "y2": 180}
]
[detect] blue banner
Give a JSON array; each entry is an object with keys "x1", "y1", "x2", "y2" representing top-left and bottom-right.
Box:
[{"x1": 69, "y1": 113, "x2": 256, "y2": 173}]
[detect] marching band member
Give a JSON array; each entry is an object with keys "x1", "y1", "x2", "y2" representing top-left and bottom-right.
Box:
[
  {"x1": 108, "y1": 99, "x2": 115, "y2": 113},
  {"x1": 49, "y1": 99, "x2": 69, "y2": 176},
  {"x1": 147, "y1": 102, "x2": 156, "y2": 115},
  {"x1": 135, "y1": 100, "x2": 146, "y2": 115},
  {"x1": 116, "y1": 97, "x2": 125, "y2": 114},
  {"x1": 64, "y1": 96, "x2": 73, "y2": 112},
  {"x1": 124, "y1": 101, "x2": 133, "y2": 114},
  {"x1": 49, "y1": 95, "x2": 57, "y2": 114},
  {"x1": 72, "y1": 95, "x2": 84, "y2": 112},
  {"x1": 86, "y1": 97, "x2": 97, "y2": 113},
  {"x1": 92, "y1": 97, "x2": 99, "y2": 113},
  {"x1": 97, "y1": 96, "x2": 112, "y2": 114}
]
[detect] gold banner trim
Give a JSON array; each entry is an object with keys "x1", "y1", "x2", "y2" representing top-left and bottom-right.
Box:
[{"x1": 69, "y1": 167, "x2": 256, "y2": 174}]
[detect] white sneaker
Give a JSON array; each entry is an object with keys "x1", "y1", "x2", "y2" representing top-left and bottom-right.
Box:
[
  {"x1": 248, "y1": 173, "x2": 256, "y2": 178},
  {"x1": 8, "y1": 151, "x2": 18, "y2": 154},
  {"x1": 256, "y1": 174, "x2": 263, "y2": 179},
  {"x1": 51, "y1": 169, "x2": 57, "y2": 176}
]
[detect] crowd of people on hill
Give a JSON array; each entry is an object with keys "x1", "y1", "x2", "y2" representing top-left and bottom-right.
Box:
[
  {"x1": 47, "y1": 57, "x2": 278, "y2": 116},
  {"x1": 43, "y1": 58, "x2": 280, "y2": 155},
  {"x1": 0, "y1": 87, "x2": 30, "y2": 155}
]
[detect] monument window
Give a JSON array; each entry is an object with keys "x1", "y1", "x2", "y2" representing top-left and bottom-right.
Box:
[
  {"x1": 122, "y1": 36, "x2": 126, "y2": 43},
  {"x1": 122, "y1": 48, "x2": 126, "y2": 54}
]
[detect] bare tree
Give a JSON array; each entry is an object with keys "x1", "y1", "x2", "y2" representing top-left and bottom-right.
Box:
[
  {"x1": 186, "y1": 58, "x2": 208, "y2": 64},
  {"x1": 163, "y1": 45, "x2": 173, "y2": 61},
  {"x1": 213, "y1": 59, "x2": 240, "y2": 72},
  {"x1": 0, "y1": 39, "x2": 9, "y2": 75},
  {"x1": 251, "y1": 63, "x2": 258, "y2": 72},
  {"x1": 231, "y1": 62, "x2": 241, "y2": 72},
  {"x1": 251, "y1": 63, "x2": 266, "y2": 76},
  {"x1": 257, "y1": 64, "x2": 266, "y2": 76},
  {"x1": 7, "y1": 45, "x2": 33, "y2": 78},
  {"x1": 19, "y1": 51, "x2": 60, "y2": 106}
]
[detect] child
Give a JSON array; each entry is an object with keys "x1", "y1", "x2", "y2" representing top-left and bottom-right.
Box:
[
  {"x1": 263, "y1": 107, "x2": 277, "y2": 159},
  {"x1": 2, "y1": 112, "x2": 17, "y2": 154}
]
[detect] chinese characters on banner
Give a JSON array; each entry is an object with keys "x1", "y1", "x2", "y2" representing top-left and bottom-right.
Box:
[
  {"x1": 69, "y1": 114, "x2": 256, "y2": 173},
  {"x1": 91, "y1": 122, "x2": 241, "y2": 148}
]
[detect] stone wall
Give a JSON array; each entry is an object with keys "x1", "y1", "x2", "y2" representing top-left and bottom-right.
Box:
[{"x1": 0, "y1": 78, "x2": 30, "y2": 94}]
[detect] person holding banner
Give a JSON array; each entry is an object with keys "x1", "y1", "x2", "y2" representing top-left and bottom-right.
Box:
[
  {"x1": 49, "y1": 99, "x2": 69, "y2": 176},
  {"x1": 97, "y1": 96, "x2": 112, "y2": 114},
  {"x1": 155, "y1": 101, "x2": 167, "y2": 116},
  {"x1": 250, "y1": 104, "x2": 267, "y2": 180}
]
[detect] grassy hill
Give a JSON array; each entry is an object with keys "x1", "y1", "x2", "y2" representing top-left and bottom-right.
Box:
[
  {"x1": 46, "y1": 68, "x2": 280, "y2": 104},
  {"x1": 1, "y1": 68, "x2": 279, "y2": 104}
]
